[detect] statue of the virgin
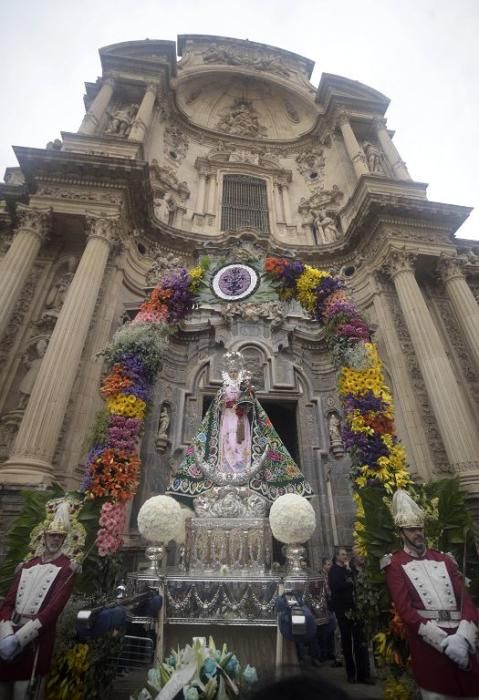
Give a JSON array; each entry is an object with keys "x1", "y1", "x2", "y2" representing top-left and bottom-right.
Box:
[{"x1": 166, "y1": 351, "x2": 313, "y2": 508}]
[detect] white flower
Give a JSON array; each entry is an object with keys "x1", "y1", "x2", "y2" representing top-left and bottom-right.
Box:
[
  {"x1": 269, "y1": 494, "x2": 316, "y2": 544},
  {"x1": 137, "y1": 495, "x2": 182, "y2": 543}
]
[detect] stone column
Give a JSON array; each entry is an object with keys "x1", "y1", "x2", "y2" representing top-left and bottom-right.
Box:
[
  {"x1": 438, "y1": 254, "x2": 479, "y2": 372},
  {"x1": 273, "y1": 182, "x2": 284, "y2": 223},
  {"x1": 0, "y1": 216, "x2": 119, "y2": 486},
  {"x1": 0, "y1": 206, "x2": 49, "y2": 341},
  {"x1": 195, "y1": 172, "x2": 207, "y2": 215},
  {"x1": 280, "y1": 182, "x2": 292, "y2": 225},
  {"x1": 128, "y1": 82, "x2": 158, "y2": 142},
  {"x1": 373, "y1": 117, "x2": 411, "y2": 180},
  {"x1": 78, "y1": 76, "x2": 116, "y2": 135},
  {"x1": 336, "y1": 110, "x2": 369, "y2": 179},
  {"x1": 386, "y1": 249, "x2": 479, "y2": 491},
  {"x1": 206, "y1": 174, "x2": 217, "y2": 215}
]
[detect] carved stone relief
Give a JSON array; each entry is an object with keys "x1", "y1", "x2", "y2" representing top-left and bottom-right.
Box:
[
  {"x1": 163, "y1": 124, "x2": 189, "y2": 164},
  {"x1": 284, "y1": 100, "x2": 299, "y2": 123},
  {"x1": 216, "y1": 98, "x2": 267, "y2": 138},
  {"x1": 17, "y1": 337, "x2": 50, "y2": 410},
  {"x1": 35, "y1": 185, "x2": 122, "y2": 205},
  {"x1": 433, "y1": 296, "x2": 479, "y2": 414},
  {"x1": 295, "y1": 149, "x2": 325, "y2": 183},
  {"x1": 0, "y1": 265, "x2": 43, "y2": 369},
  {"x1": 145, "y1": 250, "x2": 184, "y2": 287},
  {"x1": 34, "y1": 257, "x2": 78, "y2": 333},
  {"x1": 219, "y1": 301, "x2": 286, "y2": 330},
  {"x1": 201, "y1": 44, "x2": 291, "y2": 78}
]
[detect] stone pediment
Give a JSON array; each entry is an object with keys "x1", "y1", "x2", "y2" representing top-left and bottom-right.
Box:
[
  {"x1": 316, "y1": 73, "x2": 390, "y2": 113},
  {"x1": 99, "y1": 40, "x2": 177, "y2": 76}
]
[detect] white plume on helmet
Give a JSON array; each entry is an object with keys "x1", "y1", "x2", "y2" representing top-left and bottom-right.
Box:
[{"x1": 391, "y1": 489, "x2": 425, "y2": 528}]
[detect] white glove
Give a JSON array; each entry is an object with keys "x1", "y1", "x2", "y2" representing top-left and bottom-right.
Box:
[
  {"x1": 0, "y1": 634, "x2": 20, "y2": 661},
  {"x1": 441, "y1": 633, "x2": 470, "y2": 669},
  {"x1": 418, "y1": 621, "x2": 448, "y2": 652}
]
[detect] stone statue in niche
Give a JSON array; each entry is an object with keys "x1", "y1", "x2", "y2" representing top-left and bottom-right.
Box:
[
  {"x1": 313, "y1": 211, "x2": 339, "y2": 244},
  {"x1": 154, "y1": 194, "x2": 177, "y2": 225},
  {"x1": 45, "y1": 259, "x2": 77, "y2": 313},
  {"x1": 17, "y1": 338, "x2": 49, "y2": 409},
  {"x1": 328, "y1": 412, "x2": 344, "y2": 457},
  {"x1": 155, "y1": 404, "x2": 170, "y2": 452},
  {"x1": 105, "y1": 104, "x2": 138, "y2": 137},
  {"x1": 363, "y1": 142, "x2": 386, "y2": 175}
]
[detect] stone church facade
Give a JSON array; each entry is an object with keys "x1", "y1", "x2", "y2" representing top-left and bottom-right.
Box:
[{"x1": 1, "y1": 35, "x2": 479, "y2": 566}]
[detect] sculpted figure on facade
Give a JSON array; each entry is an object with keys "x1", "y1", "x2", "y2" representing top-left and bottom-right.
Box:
[
  {"x1": 145, "y1": 251, "x2": 183, "y2": 287},
  {"x1": 155, "y1": 404, "x2": 170, "y2": 453},
  {"x1": 363, "y1": 141, "x2": 385, "y2": 175},
  {"x1": 45, "y1": 258, "x2": 77, "y2": 314},
  {"x1": 296, "y1": 149, "x2": 325, "y2": 180},
  {"x1": 163, "y1": 124, "x2": 189, "y2": 163},
  {"x1": 328, "y1": 411, "x2": 344, "y2": 456},
  {"x1": 18, "y1": 338, "x2": 49, "y2": 410},
  {"x1": 216, "y1": 99, "x2": 267, "y2": 138},
  {"x1": 312, "y1": 211, "x2": 339, "y2": 244},
  {"x1": 105, "y1": 103, "x2": 138, "y2": 137}
]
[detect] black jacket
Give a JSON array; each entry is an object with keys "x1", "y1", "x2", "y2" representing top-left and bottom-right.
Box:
[{"x1": 328, "y1": 562, "x2": 355, "y2": 614}]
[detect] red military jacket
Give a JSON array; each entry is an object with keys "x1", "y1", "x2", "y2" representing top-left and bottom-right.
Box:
[
  {"x1": 0, "y1": 554, "x2": 75, "y2": 681},
  {"x1": 385, "y1": 548, "x2": 479, "y2": 697}
]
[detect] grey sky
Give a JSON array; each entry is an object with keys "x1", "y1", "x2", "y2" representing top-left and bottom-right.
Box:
[{"x1": 1, "y1": 0, "x2": 478, "y2": 239}]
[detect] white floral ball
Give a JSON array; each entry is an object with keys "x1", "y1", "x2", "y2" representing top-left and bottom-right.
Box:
[
  {"x1": 137, "y1": 495, "x2": 182, "y2": 543},
  {"x1": 269, "y1": 494, "x2": 316, "y2": 544}
]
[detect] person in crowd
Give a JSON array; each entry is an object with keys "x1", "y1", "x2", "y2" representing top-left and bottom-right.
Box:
[
  {"x1": 328, "y1": 547, "x2": 373, "y2": 684},
  {"x1": 383, "y1": 490, "x2": 479, "y2": 699},
  {"x1": 316, "y1": 557, "x2": 342, "y2": 666}
]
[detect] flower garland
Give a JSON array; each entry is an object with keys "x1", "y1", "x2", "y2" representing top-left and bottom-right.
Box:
[
  {"x1": 79, "y1": 262, "x2": 207, "y2": 555},
  {"x1": 264, "y1": 257, "x2": 411, "y2": 554}
]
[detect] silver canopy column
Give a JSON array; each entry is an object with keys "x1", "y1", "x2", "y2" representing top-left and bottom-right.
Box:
[{"x1": 0, "y1": 216, "x2": 119, "y2": 485}]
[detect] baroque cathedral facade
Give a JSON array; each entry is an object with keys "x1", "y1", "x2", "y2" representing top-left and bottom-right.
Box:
[{"x1": 1, "y1": 35, "x2": 479, "y2": 565}]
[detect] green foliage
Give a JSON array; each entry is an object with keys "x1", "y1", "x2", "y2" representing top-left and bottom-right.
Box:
[
  {"x1": 0, "y1": 487, "x2": 63, "y2": 595},
  {"x1": 82, "y1": 409, "x2": 109, "y2": 452}
]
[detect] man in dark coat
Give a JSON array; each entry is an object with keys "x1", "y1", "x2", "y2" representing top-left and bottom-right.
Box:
[{"x1": 328, "y1": 547, "x2": 372, "y2": 684}]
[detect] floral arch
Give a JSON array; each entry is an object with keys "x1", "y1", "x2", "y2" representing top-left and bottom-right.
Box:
[{"x1": 79, "y1": 255, "x2": 411, "y2": 556}]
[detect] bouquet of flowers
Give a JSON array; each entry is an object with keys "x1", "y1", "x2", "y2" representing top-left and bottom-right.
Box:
[{"x1": 134, "y1": 637, "x2": 258, "y2": 700}]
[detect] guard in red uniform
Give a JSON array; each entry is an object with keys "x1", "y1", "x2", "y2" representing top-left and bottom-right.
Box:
[
  {"x1": 383, "y1": 490, "x2": 479, "y2": 700},
  {"x1": 0, "y1": 504, "x2": 77, "y2": 700}
]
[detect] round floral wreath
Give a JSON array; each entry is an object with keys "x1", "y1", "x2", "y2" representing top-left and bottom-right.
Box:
[{"x1": 80, "y1": 257, "x2": 411, "y2": 556}]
